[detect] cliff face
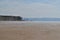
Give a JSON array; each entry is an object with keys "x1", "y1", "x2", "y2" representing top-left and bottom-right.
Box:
[{"x1": 0, "y1": 15, "x2": 22, "y2": 21}]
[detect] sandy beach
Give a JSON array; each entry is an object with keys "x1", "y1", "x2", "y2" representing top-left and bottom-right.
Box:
[{"x1": 0, "y1": 21, "x2": 60, "y2": 40}]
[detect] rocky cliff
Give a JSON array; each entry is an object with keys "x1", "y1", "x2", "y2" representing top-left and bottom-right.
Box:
[{"x1": 0, "y1": 15, "x2": 22, "y2": 21}]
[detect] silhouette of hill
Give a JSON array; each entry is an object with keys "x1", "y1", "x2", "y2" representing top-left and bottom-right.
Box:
[{"x1": 24, "y1": 18, "x2": 60, "y2": 21}]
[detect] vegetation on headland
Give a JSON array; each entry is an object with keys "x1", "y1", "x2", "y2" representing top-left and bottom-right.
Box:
[{"x1": 0, "y1": 15, "x2": 23, "y2": 21}]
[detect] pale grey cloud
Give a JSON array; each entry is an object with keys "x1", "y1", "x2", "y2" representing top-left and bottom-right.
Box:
[{"x1": 0, "y1": 0, "x2": 60, "y2": 18}]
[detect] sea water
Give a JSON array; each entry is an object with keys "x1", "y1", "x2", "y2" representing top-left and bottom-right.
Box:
[{"x1": 0, "y1": 21, "x2": 60, "y2": 24}]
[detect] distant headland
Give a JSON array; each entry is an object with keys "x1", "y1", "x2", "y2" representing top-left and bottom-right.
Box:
[
  {"x1": 1, "y1": 15, "x2": 60, "y2": 21},
  {"x1": 0, "y1": 15, "x2": 23, "y2": 21}
]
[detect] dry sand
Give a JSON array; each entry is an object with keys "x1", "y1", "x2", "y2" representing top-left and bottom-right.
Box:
[{"x1": 0, "y1": 21, "x2": 60, "y2": 40}]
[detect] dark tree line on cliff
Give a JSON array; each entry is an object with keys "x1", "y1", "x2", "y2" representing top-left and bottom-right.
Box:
[{"x1": 0, "y1": 15, "x2": 23, "y2": 21}]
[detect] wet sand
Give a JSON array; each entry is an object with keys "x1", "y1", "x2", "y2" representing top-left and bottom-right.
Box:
[{"x1": 0, "y1": 21, "x2": 60, "y2": 40}]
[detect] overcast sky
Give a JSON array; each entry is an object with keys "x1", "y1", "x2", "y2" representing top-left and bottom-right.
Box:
[{"x1": 0, "y1": 0, "x2": 60, "y2": 18}]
